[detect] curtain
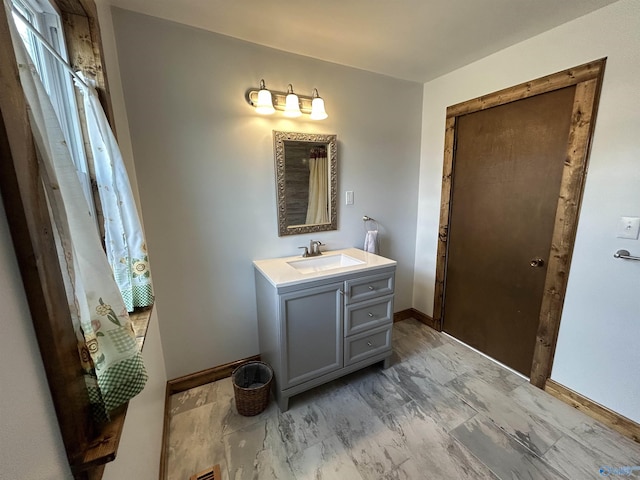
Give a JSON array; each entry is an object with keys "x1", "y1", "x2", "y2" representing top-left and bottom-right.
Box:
[
  {"x1": 74, "y1": 75, "x2": 154, "y2": 312},
  {"x1": 7, "y1": 6, "x2": 147, "y2": 421},
  {"x1": 305, "y1": 147, "x2": 329, "y2": 224}
]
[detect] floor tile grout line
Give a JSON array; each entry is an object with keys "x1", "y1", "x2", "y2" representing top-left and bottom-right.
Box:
[
  {"x1": 442, "y1": 369, "x2": 570, "y2": 454},
  {"x1": 446, "y1": 416, "x2": 503, "y2": 480},
  {"x1": 480, "y1": 408, "x2": 567, "y2": 467},
  {"x1": 459, "y1": 411, "x2": 573, "y2": 480},
  {"x1": 382, "y1": 358, "x2": 483, "y2": 435}
]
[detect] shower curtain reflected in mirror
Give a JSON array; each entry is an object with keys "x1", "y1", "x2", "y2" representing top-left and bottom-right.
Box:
[{"x1": 305, "y1": 146, "x2": 329, "y2": 224}]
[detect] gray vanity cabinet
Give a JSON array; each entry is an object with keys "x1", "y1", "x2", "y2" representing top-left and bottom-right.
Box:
[
  {"x1": 279, "y1": 282, "x2": 343, "y2": 390},
  {"x1": 254, "y1": 265, "x2": 395, "y2": 411}
]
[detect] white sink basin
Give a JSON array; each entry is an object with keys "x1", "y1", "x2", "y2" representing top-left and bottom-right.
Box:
[
  {"x1": 254, "y1": 248, "x2": 397, "y2": 287},
  {"x1": 287, "y1": 254, "x2": 365, "y2": 274}
]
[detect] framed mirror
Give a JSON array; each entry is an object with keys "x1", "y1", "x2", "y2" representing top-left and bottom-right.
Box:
[{"x1": 274, "y1": 131, "x2": 338, "y2": 236}]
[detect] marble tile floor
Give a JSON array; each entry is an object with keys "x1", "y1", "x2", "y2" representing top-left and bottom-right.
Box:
[{"x1": 167, "y1": 318, "x2": 640, "y2": 480}]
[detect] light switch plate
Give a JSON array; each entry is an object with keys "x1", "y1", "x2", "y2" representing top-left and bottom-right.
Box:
[
  {"x1": 346, "y1": 191, "x2": 354, "y2": 205},
  {"x1": 617, "y1": 216, "x2": 640, "y2": 239}
]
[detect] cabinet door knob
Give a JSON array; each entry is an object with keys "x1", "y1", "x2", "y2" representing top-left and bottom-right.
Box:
[
  {"x1": 367, "y1": 341, "x2": 373, "y2": 347},
  {"x1": 368, "y1": 312, "x2": 374, "y2": 317},
  {"x1": 368, "y1": 285, "x2": 375, "y2": 291},
  {"x1": 338, "y1": 289, "x2": 344, "y2": 296}
]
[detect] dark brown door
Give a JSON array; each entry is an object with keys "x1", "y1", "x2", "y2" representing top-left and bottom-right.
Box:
[{"x1": 443, "y1": 86, "x2": 576, "y2": 376}]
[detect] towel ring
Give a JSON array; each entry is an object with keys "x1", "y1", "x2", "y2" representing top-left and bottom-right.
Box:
[{"x1": 362, "y1": 215, "x2": 379, "y2": 231}]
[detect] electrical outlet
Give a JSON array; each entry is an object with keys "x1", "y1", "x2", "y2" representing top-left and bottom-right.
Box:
[{"x1": 617, "y1": 216, "x2": 640, "y2": 239}]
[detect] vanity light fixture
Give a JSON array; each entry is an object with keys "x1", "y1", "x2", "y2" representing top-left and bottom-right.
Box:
[{"x1": 246, "y1": 79, "x2": 328, "y2": 120}]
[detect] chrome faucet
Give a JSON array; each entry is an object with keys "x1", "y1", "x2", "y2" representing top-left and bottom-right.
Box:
[{"x1": 299, "y1": 240, "x2": 324, "y2": 257}]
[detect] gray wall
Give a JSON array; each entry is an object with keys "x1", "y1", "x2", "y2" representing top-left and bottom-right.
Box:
[
  {"x1": 0, "y1": 198, "x2": 71, "y2": 479},
  {"x1": 112, "y1": 8, "x2": 423, "y2": 379}
]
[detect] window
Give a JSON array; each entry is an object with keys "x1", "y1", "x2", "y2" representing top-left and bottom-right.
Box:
[
  {"x1": 1, "y1": 1, "x2": 153, "y2": 475},
  {"x1": 11, "y1": 0, "x2": 97, "y2": 223}
]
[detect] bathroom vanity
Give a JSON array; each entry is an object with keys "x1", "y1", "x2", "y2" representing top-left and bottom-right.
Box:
[{"x1": 253, "y1": 248, "x2": 396, "y2": 411}]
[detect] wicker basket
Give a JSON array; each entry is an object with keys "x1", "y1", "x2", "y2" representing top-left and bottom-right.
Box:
[{"x1": 231, "y1": 361, "x2": 273, "y2": 416}]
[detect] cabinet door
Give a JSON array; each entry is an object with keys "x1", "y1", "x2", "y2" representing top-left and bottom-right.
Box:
[{"x1": 280, "y1": 282, "x2": 343, "y2": 389}]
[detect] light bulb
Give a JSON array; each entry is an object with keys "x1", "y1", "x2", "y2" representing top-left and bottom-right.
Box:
[
  {"x1": 310, "y1": 95, "x2": 328, "y2": 120},
  {"x1": 283, "y1": 84, "x2": 302, "y2": 117},
  {"x1": 254, "y1": 79, "x2": 275, "y2": 115}
]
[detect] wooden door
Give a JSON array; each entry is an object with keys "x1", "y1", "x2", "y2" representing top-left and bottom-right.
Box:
[
  {"x1": 433, "y1": 60, "x2": 606, "y2": 384},
  {"x1": 443, "y1": 87, "x2": 575, "y2": 376}
]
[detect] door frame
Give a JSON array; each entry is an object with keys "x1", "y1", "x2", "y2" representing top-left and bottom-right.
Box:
[{"x1": 433, "y1": 59, "x2": 606, "y2": 388}]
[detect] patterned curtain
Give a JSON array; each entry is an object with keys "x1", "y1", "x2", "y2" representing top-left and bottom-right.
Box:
[
  {"x1": 305, "y1": 147, "x2": 329, "y2": 224},
  {"x1": 7, "y1": 7, "x2": 147, "y2": 421},
  {"x1": 74, "y1": 75, "x2": 154, "y2": 312}
]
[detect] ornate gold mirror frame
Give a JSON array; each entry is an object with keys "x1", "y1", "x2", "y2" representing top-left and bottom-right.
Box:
[{"x1": 273, "y1": 131, "x2": 337, "y2": 236}]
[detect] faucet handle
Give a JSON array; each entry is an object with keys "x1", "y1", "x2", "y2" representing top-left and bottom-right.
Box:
[
  {"x1": 298, "y1": 246, "x2": 309, "y2": 257},
  {"x1": 309, "y1": 240, "x2": 323, "y2": 255}
]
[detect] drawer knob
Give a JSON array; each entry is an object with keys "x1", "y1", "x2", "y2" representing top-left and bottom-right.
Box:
[
  {"x1": 368, "y1": 312, "x2": 374, "y2": 317},
  {"x1": 368, "y1": 285, "x2": 375, "y2": 291},
  {"x1": 367, "y1": 341, "x2": 373, "y2": 347}
]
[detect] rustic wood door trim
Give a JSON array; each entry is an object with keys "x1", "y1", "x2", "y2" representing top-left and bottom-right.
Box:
[{"x1": 433, "y1": 58, "x2": 606, "y2": 389}]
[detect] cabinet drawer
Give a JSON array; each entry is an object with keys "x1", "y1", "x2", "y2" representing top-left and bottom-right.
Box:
[
  {"x1": 345, "y1": 295, "x2": 393, "y2": 336},
  {"x1": 344, "y1": 324, "x2": 392, "y2": 366},
  {"x1": 345, "y1": 271, "x2": 394, "y2": 304}
]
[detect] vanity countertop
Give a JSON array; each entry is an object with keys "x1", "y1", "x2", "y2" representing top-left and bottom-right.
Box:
[{"x1": 253, "y1": 248, "x2": 397, "y2": 288}]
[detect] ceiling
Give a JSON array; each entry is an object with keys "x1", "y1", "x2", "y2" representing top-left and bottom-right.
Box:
[{"x1": 106, "y1": 0, "x2": 619, "y2": 83}]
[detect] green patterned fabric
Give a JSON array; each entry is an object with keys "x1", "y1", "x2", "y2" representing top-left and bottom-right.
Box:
[
  {"x1": 98, "y1": 352, "x2": 147, "y2": 412},
  {"x1": 82, "y1": 298, "x2": 149, "y2": 420},
  {"x1": 119, "y1": 281, "x2": 155, "y2": 312},
  {"x1": 106, "y1": 327, "x2": 137, "y2": 353}
]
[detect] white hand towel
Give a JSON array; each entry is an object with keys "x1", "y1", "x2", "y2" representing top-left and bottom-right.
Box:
[{"x1": 364, "y1": 230, "x2": 379, "y2": 254}]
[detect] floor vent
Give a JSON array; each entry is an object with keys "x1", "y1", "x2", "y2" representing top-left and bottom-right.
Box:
[{"x1": 190, "y1": 464, "x2": 221, "y2": 480}]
